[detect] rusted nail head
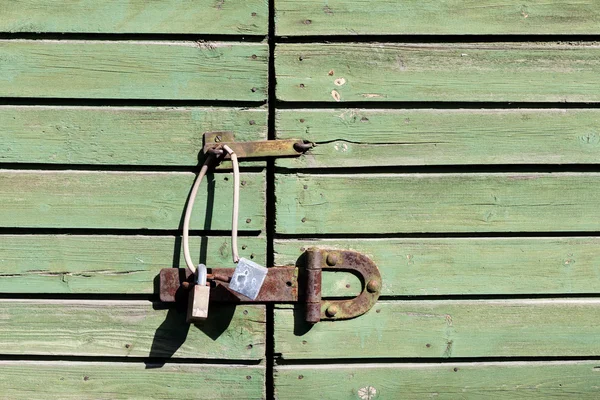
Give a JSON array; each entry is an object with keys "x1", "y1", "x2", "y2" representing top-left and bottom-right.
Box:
[
  {"x1": 326, "y1": 305, "x2": 338, "y2": 317},
  {"x1": 326, "y1": 253, "x2": 338, "y2": 266},
  {"x1": 367, "y1": 279, "x2": 380, "y2": 293}
]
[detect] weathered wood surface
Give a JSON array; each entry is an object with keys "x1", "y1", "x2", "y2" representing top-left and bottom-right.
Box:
[
  {"x1": 0, "y1": 41, "x2": 267, "y2": 100},
  {"x1": 274, "y1": 299, "x2": 600, "y2": 359},
  {"x1": 2, "y1": 0, "x2": 267, "y2": 35},
  {"x1": 0, "y1": 300, "x2": 265, "y2": 359},
  {"x1": 275, "y1": 361, "x2": 600, "y2": 399},
  {"x1": 276, "y1": 109, "x2": 600, "y2": 168},
  {"x1": 275, "y1": 173, "x2": 600, "y2": 234},
  {"x1": 0, "y1": 106, "x2": 266, "y2": 166},
  {"x1": 275, "y1": 238, "x2": 600, "y2": 297},
  {"x1": 275, "y1": 0, "x2": 600, "y2": 36},
  {"x1": 0, "y1": 361, "x2": 264, "y2": 399},
  {"x1": 276, "y1": 43, "x2": 600, "y2": 102},
  {"x1": 0, "y1": 170, "x2": 264, "y2": 230},
  {"x1": 0, "y1": 235, "x2": 265, "y2": 294}
]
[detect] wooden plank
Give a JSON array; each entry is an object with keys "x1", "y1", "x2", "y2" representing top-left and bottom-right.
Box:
[
  {"x1": 3, "y1": 0, "x2": 267, "y2": 34},
  {"x1": 275, "y1": 238, "x2": 600, "y2": 297},
  {"x1": 274, "y1": 299, "x2": 600, "y2": 359},
  {"x1": 0, "y1": 41, "x2": 267, "y2": 100},
  {"x1": 275, "y1": 0, "x2": 600, "y2": 36},
  {"x1": 276, "y1": 109, "x2": 600, "y2": 168},
  {"x1": 0, "y1": 361, "x2": 264, "y2": 399},
  {"x1": 275, "y1": 361, "x2": 600, "y2": 399},
  {"x1": 0, "y1": 170, "x2": 264, "y2": 230},
  {"x1": 0, "y1": 106, "x2": 266, "y2": 166},
  {"x1": 0, "y1": 235, "x2": 265, "y2": 294},
  {"x1": 276, "y1": 43, "x2": 600, "y2": 102},
  {"x1": 0, "y1": 300, "x2": 265, "y2": 359},
  {"x1": 275, "y1": 173, "x2": 600, "y2": 234}
]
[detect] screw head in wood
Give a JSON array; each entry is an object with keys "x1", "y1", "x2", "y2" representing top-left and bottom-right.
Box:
[
  {"x1": 326, "y1": 305, "x2": 338, "y2": 317},
  {"x1": 326, "y1": 253, "x2": 338, "y2": 266},
  {"x1": 367, "y1": 279, "x2": 380, "y2": 293}
]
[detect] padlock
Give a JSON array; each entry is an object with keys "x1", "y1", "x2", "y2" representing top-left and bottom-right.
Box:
[{"x1": 187, "y1": 264, "x2": 210, "y2": 323}]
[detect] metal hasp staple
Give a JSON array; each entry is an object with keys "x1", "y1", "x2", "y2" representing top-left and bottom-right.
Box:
[
  {"x1": 203, "y1": 131, "x2": 312, "y2": 160},
  {"x1": 159, "y1": 248, "x2": 382, "y2": 323}
]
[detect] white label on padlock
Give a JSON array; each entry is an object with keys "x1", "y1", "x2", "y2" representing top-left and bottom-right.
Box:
[{"x1": 228, "y1": 258, "x2": 268, "y2": 300}]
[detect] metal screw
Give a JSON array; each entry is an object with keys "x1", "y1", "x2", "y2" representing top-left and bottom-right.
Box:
[
  {"x1": 367, "y1": 279, "x2": 380, "y2": 293},
  {"x1": 246, "y1": 218, "x2": 252, "y2": 224},
  {"x1": 326, "y1": 253, "x2": 338, "y2": 266},
  {"x1": 215, "y1": 135, "x2": 222, "y2": 143},
  {"x1": 326, "y1": 305, "x2": 338, "y2": 317}
]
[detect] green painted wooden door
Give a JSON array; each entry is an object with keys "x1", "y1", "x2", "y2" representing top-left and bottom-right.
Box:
[
  {"x1": 2, "y1": 1, "x2": 600, "y2": 399},
  {"x1": 0, "y1": 1, "x2": 268, "y2": 398},
  {"x1": 273, "y1": 1, "x2": 600, "y2": 398}
]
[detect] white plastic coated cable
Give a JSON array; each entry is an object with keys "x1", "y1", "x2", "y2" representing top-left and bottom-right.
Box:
[
  {"x1": 182, "y1": 147, "x2": 240, "y2": 274},
  {"x1": 222, "y1": 144, "x2": 240, "y2": 264}
]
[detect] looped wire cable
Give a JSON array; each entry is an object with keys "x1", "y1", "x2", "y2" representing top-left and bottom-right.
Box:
[
  {"x1": 222, "y1": 145, "x2": 240, "y2": 264},
  {"x1": 183, "y1": 146, "x2": 240, "y2": 274}
]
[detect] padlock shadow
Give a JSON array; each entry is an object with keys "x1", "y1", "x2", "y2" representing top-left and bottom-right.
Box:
[{"x1": 146, "y1": 287, "x2": 237, "y2": 369}]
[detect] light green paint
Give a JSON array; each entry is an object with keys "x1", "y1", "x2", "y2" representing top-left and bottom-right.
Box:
[
  {"x1": 275, "y1": 361, "x2": 600, "y2": 399},
  {"x1": 0, "y1": 106, "x2": 266, "y2": 166},
  {"x1": 275, "y1": 238, "x2": 600, "y2": 297},
  {"x1": 0, "y1": 235, "x2": 265, "y2": 293},
  {"x1": 2, "y1": 0, "x2": 267, "y2": 34},
  {"x1": 275, "y1": 299, "x2": 600, "y2": 359},
  {"x1": 276, "y1": 109, "x2": 600, "y2": 168},
  {"x1": 0, "y1": 300, "x2": 265, "y2": 359},
  {"x1": 0, "y1": 41, "x2": 267, "y2": 100},
  {"x1": 0, "y1": 362, "x2": 264, "y2": 399},
  {"x1": 0, "y1": 170, "x2": 265, "y2": 230},
  {"x1": 275, "y1": 0, "x2": 600, "y2": 35},
  {"x1": 276, "y1": 43, "x2": 600, "y2": 102},
  {"x1": 276, "y1": 172, "x2": 600, "y2": 234}
]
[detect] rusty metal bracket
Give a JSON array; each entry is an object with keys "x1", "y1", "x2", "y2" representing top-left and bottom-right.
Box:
[
  {"x1": 159, "y1": 248, "x2": 381, "y2": 323},
  {"x1": 203, "y1": 131, "x2": 312, "y2": 160}
]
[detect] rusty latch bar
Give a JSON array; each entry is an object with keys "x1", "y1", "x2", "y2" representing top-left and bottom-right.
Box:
[
  {"x1": 159, "y1": 248, "x2": 382, "y2": 323},
  {"x1": 203, "y1": 131, "x2": 312, "y2": 159}
]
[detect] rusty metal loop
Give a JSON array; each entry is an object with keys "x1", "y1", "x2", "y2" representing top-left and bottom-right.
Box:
[{"x1": 304, "y1": 248, "x2": 382, "y2": 323}]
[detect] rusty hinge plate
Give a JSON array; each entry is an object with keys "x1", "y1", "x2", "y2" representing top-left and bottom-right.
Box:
[
  {"x1": 203, "y1": 131, "x2": 311, "y2": 160},
  {"x1": 159, "y1": 248, "x2": 381, "y2": 324}
]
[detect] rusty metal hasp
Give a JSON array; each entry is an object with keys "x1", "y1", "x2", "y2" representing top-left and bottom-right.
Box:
[
  {"x1": 159, "y1": 248, "x2": 382, "y2": 323},
  {"x1": 203, "y1": 131, "x2": 312, "y2": 160}
]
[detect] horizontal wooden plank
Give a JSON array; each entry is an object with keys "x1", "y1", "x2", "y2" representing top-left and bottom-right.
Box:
[
  {"x1": 274, "y1": 299, "x2": 600, "y2": 359},
  {"x1": 0, "y1": 41, "x2": 267, "y2": 100},
  {"x1": 276, "y1": 109, "x2": 600, "y2": 168},
  {"x1": 275, "y1": 361, "x2": 600, "y2": 399},
  {"x1": 0, "y1": 300, "x2": 265, "y2": 359},
  {"x1": 275, "y1": 0, "x2": 600, "y2": 36},
  {"x1": 0, "y1": 170, "x2": 264, "y2": 230},
  {"x1": 275, "y1": 238, "x2": 600, "y2": 297},
  {"x1": 0, "y1": 106, "x2": 266, "y2": 166},
  {"x1": 0, "y1": 361, "x2": 264, "y2": 399},
  {"x1": 275, "y1": 173, "x2": 600, "y2": 234},
  {"x1": 3, "y1": 0, "x2": 267, "y2": 34},
  {"x1": 0, "y1": 235, "x2": 265, "y2": 294},
  {"x1": 276, "y1": 43, "x2": 600, "y2": 102}
]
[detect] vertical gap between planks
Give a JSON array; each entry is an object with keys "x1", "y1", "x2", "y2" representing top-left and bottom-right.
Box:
[{"x1": 266, "y1": 0, "x2": 277, "y2": 398}]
